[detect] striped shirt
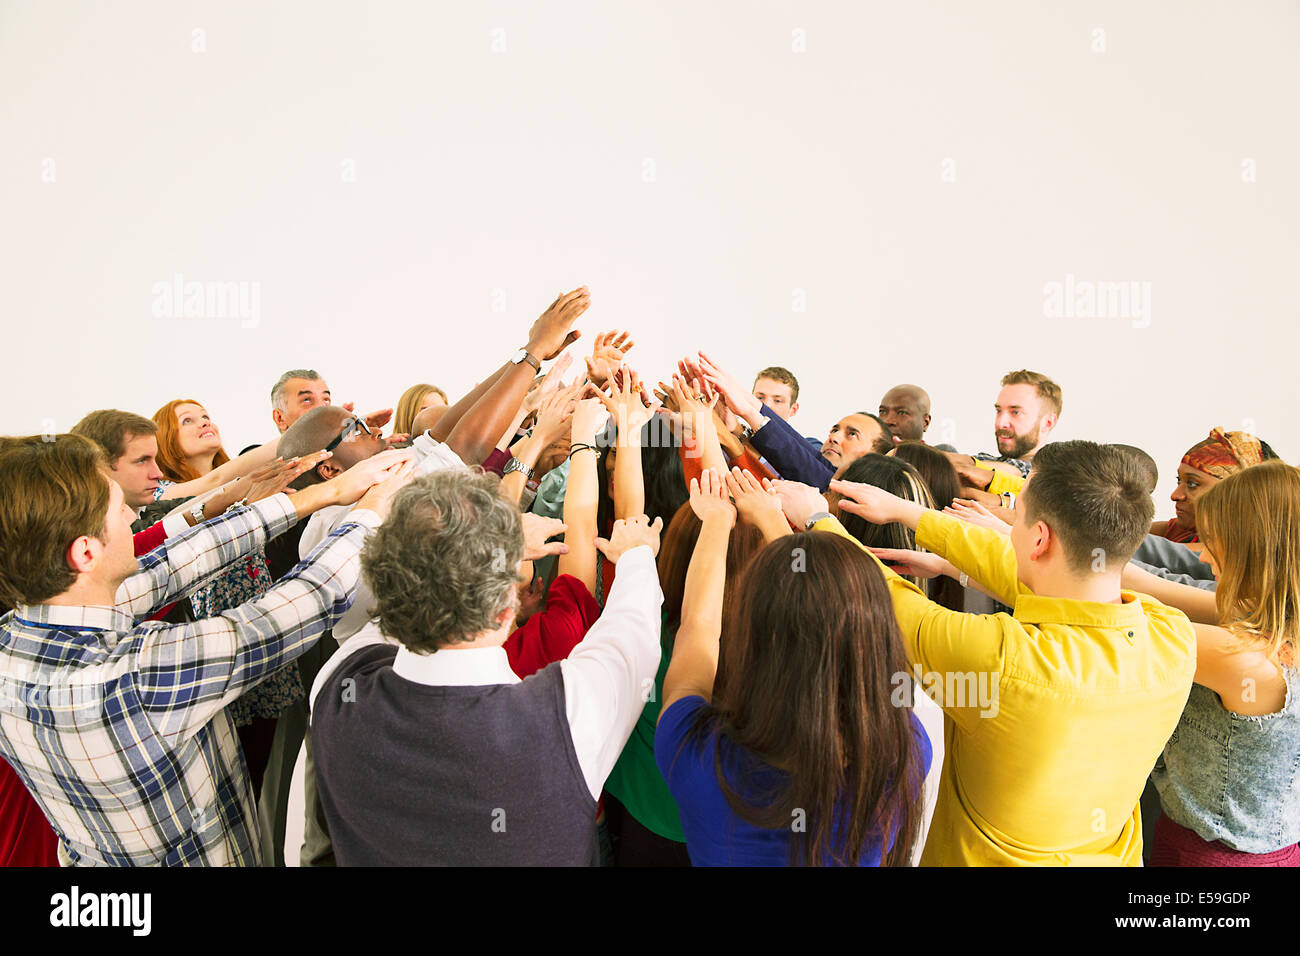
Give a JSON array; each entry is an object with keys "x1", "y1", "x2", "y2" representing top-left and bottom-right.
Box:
[{"x1": 0, "y1": 493, "x2": 379, "y2": 866}]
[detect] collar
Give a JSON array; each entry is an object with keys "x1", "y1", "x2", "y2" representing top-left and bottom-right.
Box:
[
  {"x1": 1012, "y1": 590, "x2": 1148, "y2": 636},
  {"x1": 392, "y1": 644, "x2": 520, "y2": 687},
  {"x1": 12, "y1": 603, "x2": 134, "y2": 635}
]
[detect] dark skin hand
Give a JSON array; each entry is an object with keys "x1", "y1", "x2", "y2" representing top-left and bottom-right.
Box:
[{"x1": 435, "y1": 288, "x2": 591, "y2": 465}]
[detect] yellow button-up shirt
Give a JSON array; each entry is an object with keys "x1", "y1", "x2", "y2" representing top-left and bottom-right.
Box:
[{"x1": 814, "y1": 511, "x2": 1196, "y2": 866}]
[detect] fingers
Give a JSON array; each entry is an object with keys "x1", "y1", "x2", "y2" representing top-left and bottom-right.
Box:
[{"x1": 533, "y1": 541, "x2": 570, "y2": 558}]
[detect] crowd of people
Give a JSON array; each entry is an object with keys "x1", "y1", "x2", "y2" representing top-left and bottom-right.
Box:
[{"x1": 0, "y1": 286, "x2": 1295, "y2": 867}]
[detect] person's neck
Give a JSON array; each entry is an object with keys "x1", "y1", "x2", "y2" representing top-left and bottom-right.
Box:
[
  {"x1": 186, "y1": 452, "x2": 216, "y2": 476},
  {"x1": 437, "y1": 620, "x2": 512, "y2": 650},
  {"x1": 1029, "y1": 567, "x2": 1124, "y2": 604},
  {"x1": 42, "y1": 576, "x2": 121, "y2": 610}
]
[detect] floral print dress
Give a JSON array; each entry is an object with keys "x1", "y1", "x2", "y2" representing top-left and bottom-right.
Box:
[{"x1": 153, "y1": 482, "x2": 303, "y2": 725}]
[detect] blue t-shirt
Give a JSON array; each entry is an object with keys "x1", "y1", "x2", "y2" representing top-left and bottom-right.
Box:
[{"x1": 655, "y1": 695, "x2": 931, "y2": 866}]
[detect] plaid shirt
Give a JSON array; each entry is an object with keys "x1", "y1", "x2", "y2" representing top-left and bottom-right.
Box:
[{"x1": 0, "y1": 493, "x2": 379, "y2": 866}]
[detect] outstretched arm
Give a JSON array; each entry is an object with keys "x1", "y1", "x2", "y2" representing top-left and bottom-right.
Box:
[{"x1": 660, "y1": 471, "x2": 735, "y2": 716}]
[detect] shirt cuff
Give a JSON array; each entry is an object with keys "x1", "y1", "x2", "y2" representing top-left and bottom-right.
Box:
[
  {"x1": 161, "y1": 510, "x2": 191, "y2": 538},
  {"x1": 341, "y1": 508, "x2": 382, "y2": 532},
  {"x1": 251, "y1": 492, "x2": 299, "y2": 539}
]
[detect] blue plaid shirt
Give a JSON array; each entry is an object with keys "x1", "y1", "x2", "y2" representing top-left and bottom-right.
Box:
[{"x1": 0, "y1": 493, "x2": 379, "y2": 866}]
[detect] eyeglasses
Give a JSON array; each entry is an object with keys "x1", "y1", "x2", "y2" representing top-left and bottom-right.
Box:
[{"x1": 324, "y1": 416, "x2": 373, "y2": 453}]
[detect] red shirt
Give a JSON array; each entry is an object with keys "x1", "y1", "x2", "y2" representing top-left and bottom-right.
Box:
[
  {"x1": 0, "y1": 756, "x2": 58, "y2": 867},
  {"x1": 504, "y1": 574, "x2": 601, "y2": 677}
]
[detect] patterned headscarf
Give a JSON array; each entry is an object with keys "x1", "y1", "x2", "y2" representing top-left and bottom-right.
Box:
[
  {"x1": 1162, "y1": 428, "x2": 1267, "y2": 543},
  {"x1": 1181, "y1": 428, "x2": 1265, "y2": 479}
]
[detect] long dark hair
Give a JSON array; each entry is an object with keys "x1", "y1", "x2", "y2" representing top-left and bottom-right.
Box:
[
  {"x1": 596, "y1": 416, "x2": 688, "y2": 534},
  {"x1": 889, "y1": 443, "x2": 964, "y2": 610},
  {"x1": 834, "y1": 455, "x2": 935, "y2": 594},
  {"x1": 685, "y1": 531, "x2": 925, "y2": 866}
]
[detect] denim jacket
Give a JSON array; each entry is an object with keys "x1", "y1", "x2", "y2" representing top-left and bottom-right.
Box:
[{"x1": 1152, "y1": 665, "x2": 1300, "y2": 853}]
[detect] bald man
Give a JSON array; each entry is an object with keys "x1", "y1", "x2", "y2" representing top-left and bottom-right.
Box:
[{"x1": 878, "y1": 384, "x2": 932, "y2": 442}]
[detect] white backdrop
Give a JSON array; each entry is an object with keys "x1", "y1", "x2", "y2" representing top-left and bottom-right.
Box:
[{"x1": 3, "y1": 0, "x2": 1299, "y2": 529}]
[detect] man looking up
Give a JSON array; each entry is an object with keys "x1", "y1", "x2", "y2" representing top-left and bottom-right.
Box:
[
  {"x1": 269, "y1": 368, "x2": 394, "y2": 441},
  {"x1": 752, "y1": 365, "x2": 824, "y2": 453},
  {"x1": 772, "y1": 440, "x2": 1196, "y2": 866},
  {"x1": 693, "y1": 352, "x2": 891, "y2": 491}
]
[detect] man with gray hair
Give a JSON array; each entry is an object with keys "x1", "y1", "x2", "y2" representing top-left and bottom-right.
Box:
[
  {"x1": 269, "y1": 368, "x2": 394, "y2": 438},
  {"x1": 310, "y1": 470, "x2": 665, "y2": 865},
  {"x1": 270, "y1": 369, "x2": 330, "y2": 434}
]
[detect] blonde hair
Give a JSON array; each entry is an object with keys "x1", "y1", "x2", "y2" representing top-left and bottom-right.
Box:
[
  {"x1": 395, "y1": 384, "x2": 448, "y2": 436},
  {"x1": 1197, "y1": 460, "x2": 1300, "y2": 663}
]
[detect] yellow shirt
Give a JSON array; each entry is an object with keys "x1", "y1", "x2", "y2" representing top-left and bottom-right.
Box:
[
  {"x1": 813, "y1": 511, "x2": 1196, "y2": 866},
  {"x1": 972, "y1": 459, "x2": 1026, "y2": 496}
]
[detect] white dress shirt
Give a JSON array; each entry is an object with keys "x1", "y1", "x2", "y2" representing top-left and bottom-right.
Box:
[{"x1": 312, "y1": 544, "x2": 665, "y2": 800}]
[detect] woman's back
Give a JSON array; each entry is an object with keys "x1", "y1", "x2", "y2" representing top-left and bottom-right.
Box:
[{"x1": 656, "y1": 694, "x2": 932, "y2": 866}]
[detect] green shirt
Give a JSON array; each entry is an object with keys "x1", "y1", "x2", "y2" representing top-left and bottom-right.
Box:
[{"x1": 603, "y1": 612, "x2": 686, "y2": 843}]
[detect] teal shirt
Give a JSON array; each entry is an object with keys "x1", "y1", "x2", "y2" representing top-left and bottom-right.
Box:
[{"x1": 604, "y1": 613, "x2": 686, "y2": 843}]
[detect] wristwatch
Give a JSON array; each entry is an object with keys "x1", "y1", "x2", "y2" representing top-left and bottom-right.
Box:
[
  {"x1": 189, "y1": 500, "x2": 207, "y2": 525},
  {"x1": 804, "y1": 510, "x2": 832, "y2": 530},
  {"x1": 503, "y1": 457, "x2": 535, "y2": 481},
  {"x1": 511, "y1": 347, "x2": 541, "y2": 372}
]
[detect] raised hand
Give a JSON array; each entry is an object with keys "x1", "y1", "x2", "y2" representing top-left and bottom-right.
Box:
[
  {"x1": 595, "y1": 514, "x2": 664, "y2": 562},
  {"x1": 520, "y1": 513, "x2": 570, "y2": 560},
  {"x1": 944, "y1": 497, "x2": 1012, "y2": 534},
  {"x1": 584, "y1": 330, "x2": 635, "y2": 385},
  {"x1": 869, "y1": 547, "x2": 948, "y2": 579},
  {"x1": 723, "y1": 466, "x2": 785, "y2": 535},
  {"x1": 767, "y1": 478, "x2": 829, "y2": 530},
  {"x1": 523, "y1": 352, "x2": 575, "y2": 415},
  {"x1": 351, "y1": 452, "x2": 419, "y2": 520},
  {"x1": 342, "y1": 403, "x2": 394, "y2": 433},
  {"x1": 570, "y1": 396, "x2": 610, "y2": 444},
  {"x1": 827, "y1": 478, "x2": 905, "y2": 525},
  {"x1": 527, "y1": 287, "x2": 590, "y2": 361},
  {"x1": 597, "y1": 366, "x2": 661, "y2": 440},
  {"x1": 531, "y1": 382, "x2": 581, "y2": 446},
  {"x1": 241, "y1": 452, "x2": 331, "y2": 503},
  {"x1": 694, "y1": 351, "x2": 764, "y2": 426},
  {"x1": 689, "y1": 469, "x2": 737, "y2": 527}
]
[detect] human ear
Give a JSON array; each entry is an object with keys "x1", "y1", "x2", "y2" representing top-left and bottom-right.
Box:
[
  {"x1": 1029, "y1": 521, "x2": 1052, "y2": 562},
  {"x1": 317, "y1": 460, "x2": 343, "y2": 480},
  {"x1": 65, "y1": 535, "x2": 99, "y2": 574}
]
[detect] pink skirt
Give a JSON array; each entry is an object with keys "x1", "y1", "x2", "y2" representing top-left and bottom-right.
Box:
[{"x1": 1151, "y1": 813, "x2": 1300, "y2": 867}]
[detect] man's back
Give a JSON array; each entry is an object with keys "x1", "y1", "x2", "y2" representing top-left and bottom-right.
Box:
[
  {"x1": 312, "y1": 643, "x2": 598, "y2": 866},
  {"x1": 920, "y1": 591, "x2": 1196, "y2": 865},
  {"x1": 816, "y1": 510, "x2": 1197, "y2": 865}
]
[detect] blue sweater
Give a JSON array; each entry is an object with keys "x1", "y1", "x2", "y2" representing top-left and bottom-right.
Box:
[{"x1": 655, "y1": 695, "x2": 931, "y2": 866}]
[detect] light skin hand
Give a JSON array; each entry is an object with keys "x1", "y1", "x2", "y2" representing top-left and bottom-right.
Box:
[
  {"x1": 326, "y1": 448, "x2": 417, "y2": 506},
  {"x1": 767, "y1": 478, "x2": 829, "y2": 529},
  {"x1": 945, "y1": 498, "x2": 1012, "y2": 534},
  {"x1": 521, "y1": 513, "x2": 570, "y2": 560},
  {"x1": 868, "y1": 547, "x2": 950, "y2": 579},
  {"x1": 694, "y1": 351, "x2": 765, "y2": 429},
  {"x1": 584, "y1": 330, "x2": 635, "y2": 385},
  {"x1": 353, "y1": 457, "x2": 418, "y2": 520},
  {"x1": 827, "y1": 478, "x2": 922, "y2": 529},
  {"x1": 724, "y1": 467, "x2": 787, "y2": 539},
  {"x1": 570, "y1": 397, "x2": 609, "y2": 444},
  {"x1": 595, "y1": 514, "x2": 664, "y2": 562},
  {"x1": 689, "y1": 469, "x2": 737, "y2": 527}
]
